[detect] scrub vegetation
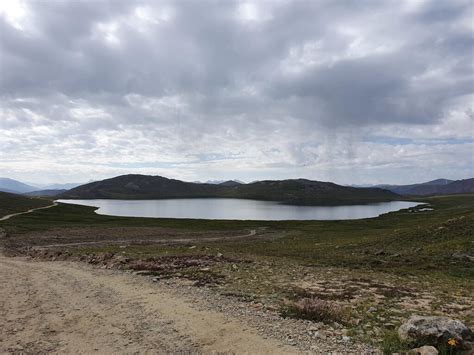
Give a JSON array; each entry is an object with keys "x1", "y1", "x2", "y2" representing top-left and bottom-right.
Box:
[
  {"x1": 0, "y1": 191, "x2": 51, "y2": 217},
  {"x1": 1, "y1": 193, "x2": 472, "y2": 350}
]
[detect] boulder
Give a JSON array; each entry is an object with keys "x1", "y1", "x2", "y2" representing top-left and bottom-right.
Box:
[
  {"x1": 399, "y1": 315, "x2": 473, "y2": 350},
  {"x1": 409, "y1": 345, "x2": 438, "y2": 355}
]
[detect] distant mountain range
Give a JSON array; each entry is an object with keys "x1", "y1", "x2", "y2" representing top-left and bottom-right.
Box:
[
  {"x1": 2, "y1": 176, "x2": 473, "y2": 202},
  {"x1": 0, "y1": 178, "x2": 38, "y2": 194},
  {"x1": 372, "y1": 178, "x2": 474, "y2": 196},
  {"x1": 40, "y1": 183, "x2": 84, "y2": 190},
  {"x1": 0, "y1": 178, "x2": 84, "y2": 195},
  {"x1": 193, "y1": 180, "x2": 244, "y2": 185},
  {"x1": 24, "y1": 189, "x2": 68, "y2": 197},
  {"x1": 59, "y1": 174, "x2": 398, "y2": 205}
]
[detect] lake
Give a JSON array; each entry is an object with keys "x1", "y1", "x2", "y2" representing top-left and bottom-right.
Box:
[{"x1": 57, "y1": 198, "x2": 422, "y2": 221}]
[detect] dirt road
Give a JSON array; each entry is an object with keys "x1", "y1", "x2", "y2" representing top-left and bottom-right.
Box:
[
  {"x1": 0, "y1": 202, "x2": 58, "y2": 221},
  {"x1": 0, "y1": 255, "x2": 297, "y2": 354},
  {"x1": 33, "y1": 229, "x2": 258, "y2": 249}
]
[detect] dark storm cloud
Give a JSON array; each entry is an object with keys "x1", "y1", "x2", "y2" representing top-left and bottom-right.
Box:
[
  {"x1": 1, "y1": 1, "x2": 472, "y2": 119},
  {"x1": 3, "y1": 1, "x2": 472, "y2": 122}
]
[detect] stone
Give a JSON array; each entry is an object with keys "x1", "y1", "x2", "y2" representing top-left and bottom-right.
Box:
[
  {"x1": 351, "y1": 318, "x2": 361, "y2": 326},
  {"x1": 314, "y1": 330, "x2": 327, "y2": 339},
  {"x1": 409, "y1": 345, "x2": 438, "y2": 355},
  {"x1": 266, "y1": 305, "x2": 278, "y2": 312},
  {"x1": 133, "y1": 270, "x2": 152, "y2": 276},
  {"x1": 451, "y1": 252, "x2": 474, "y2": 262},
  {"x1": 367, "y1": 306, "x2": 377, "y2": 313},
  {"x1": 398, "y1": 315, "x2": 473, "y2": 350}
]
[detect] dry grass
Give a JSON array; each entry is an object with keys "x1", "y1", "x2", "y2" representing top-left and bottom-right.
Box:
[{"x1": 280, "y1": 297, "x2": 349, "y2": 324}]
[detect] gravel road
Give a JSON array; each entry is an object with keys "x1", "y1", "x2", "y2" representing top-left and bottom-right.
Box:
[{"x1": 0, "y1": 255, "x2": 298, "y2": 354}]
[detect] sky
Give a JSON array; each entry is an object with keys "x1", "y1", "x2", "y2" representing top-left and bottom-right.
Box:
[{"x1": 0, "y1": 0, "x2": 473, "y2": 186}]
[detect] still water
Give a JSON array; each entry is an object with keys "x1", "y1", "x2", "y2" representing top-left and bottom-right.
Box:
[{"x1": 57, "y1": 198, "x2": 421, "y2": 221}]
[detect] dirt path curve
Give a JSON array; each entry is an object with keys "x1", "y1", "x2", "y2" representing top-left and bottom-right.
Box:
[
  {"x1": 0, "y1": 255, "x2": 298, "y2": 354},
  {"x1": 34, "y1": 229, "x2": 258, "y2": 249},
  {"x1": 0, "y1": 202, "x2": 58, "y2": 221}
]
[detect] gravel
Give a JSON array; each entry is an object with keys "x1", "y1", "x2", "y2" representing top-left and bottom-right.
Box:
[{"x1": 143, "y1": 275, "x2": 379, "y2": 354}]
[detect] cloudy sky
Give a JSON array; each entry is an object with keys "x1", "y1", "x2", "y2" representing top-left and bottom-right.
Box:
[{"x1": 0, "y1": 0, "x2": 473, "y2": 185}]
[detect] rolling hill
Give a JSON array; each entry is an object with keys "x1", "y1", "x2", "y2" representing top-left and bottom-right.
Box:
[
  {"x1": 376, "y1": 178, "x2": 473, "y2": 196},
  {"x1": 59, "y1": 174, "x2": 399, "y2": 205}
]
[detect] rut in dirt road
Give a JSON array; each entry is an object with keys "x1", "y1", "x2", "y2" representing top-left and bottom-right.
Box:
[{"x1": 0, "y1": 256, "x2": 297, "y2": 354}]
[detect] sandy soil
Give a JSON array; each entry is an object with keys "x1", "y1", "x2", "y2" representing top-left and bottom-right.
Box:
[{"x1": 0, "y1": 255, "x2": 298, "y2": 354}]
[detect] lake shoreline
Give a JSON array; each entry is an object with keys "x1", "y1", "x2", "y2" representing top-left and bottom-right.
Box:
[{"x1": 56, "y1": 198, "x2": 423, "y2": 221}]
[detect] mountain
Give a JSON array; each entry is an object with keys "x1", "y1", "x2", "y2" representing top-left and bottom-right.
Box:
[
  {"x1": 375, "y1": 178, "x2": 473, "y2": 196},
  {"x1": 61, "y1": 175, "x2": 224, "y2": 200},
  {"x1": 25, "y1": 189, "x2": 67, "y2": 197},
  {"x1": 205, "y1": 179, "x2": 244, "y2": 185},
  {"x1": 402, "y1": 178, "x2": 473, "y2": 196},
  {"x1": 218, "y1": 180, "x2": 243, "y2": 187},
  {"x1": 204, "y1": 180, "x2": 227, "y2": 184},
  {"x1": 41, "y1": 183, "x2": 84, "y2": 190},
  {"x1": 375, "y1": 179, "x2": 453, "y2": 195},
  {"x1": 0, "y1": 178, "x2": 38, "y2": 194},
  {"x1": 220, "y1": 179, "x2": 398, "y2": 205},
  {"x1": 59, "y1": 174, "x2": 399, "y2": 205}
]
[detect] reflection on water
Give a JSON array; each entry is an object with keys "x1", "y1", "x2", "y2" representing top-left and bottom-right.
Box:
[{"x1": 57, "y1": 198, "x2": 422, "y2": 221}]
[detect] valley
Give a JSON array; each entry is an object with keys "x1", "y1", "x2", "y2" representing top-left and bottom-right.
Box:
[{"x1": 1, "y1": 191, "x2": 472, "y2": 353}]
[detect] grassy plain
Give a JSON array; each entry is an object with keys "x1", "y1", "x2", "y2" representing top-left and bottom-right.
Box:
[
  {"x1": 0, "y1": 191, "x2": 51, "y2": 217},
  {"x1": 1, "y1": 194, "x2": 473, "y2": 351}
]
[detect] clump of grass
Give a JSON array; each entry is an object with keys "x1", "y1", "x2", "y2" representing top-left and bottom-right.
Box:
[
  {"x1": 280, "y1": 297, "x2": 349, "y2": 324},
  {"x1": 380, "y1": 330, "x2": 411, "y2": 354},
  {"x1": 381, "y1": 330, "x2": 465, "y2": 354}
]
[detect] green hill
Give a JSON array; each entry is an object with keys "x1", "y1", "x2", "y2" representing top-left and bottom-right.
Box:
[{"x1": 60, "y1": 174, "x2": 399, "y2": 205}]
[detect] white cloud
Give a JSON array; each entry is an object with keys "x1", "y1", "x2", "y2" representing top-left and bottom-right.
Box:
[
  {"x1": 0, "y1": 0, "x2": 30, "y2": 31},
  {"x1": 0, "y1": 0, "x2": 472, "y2": 185}
]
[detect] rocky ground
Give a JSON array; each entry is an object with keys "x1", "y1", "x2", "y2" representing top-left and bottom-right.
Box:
[
  {"x1": 3, "y1": 247, "x2": 473, "y2": 353},
  {"x1": 0, "y1": 255, "x2": 376, "y2": 354},
  {"x1": 1, "y1": 197, "x2": 472, "y2": 353}
]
